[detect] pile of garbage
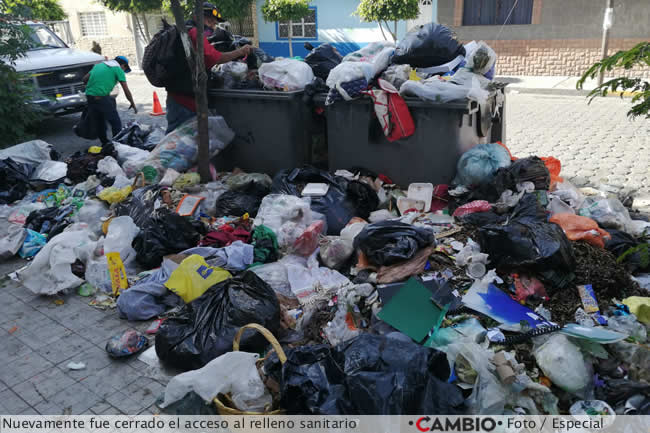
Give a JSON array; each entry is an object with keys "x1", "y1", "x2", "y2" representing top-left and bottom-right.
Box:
[
  {"x1": 2, "y1": 125, "x2": 649, "y2": 416},
  {"x1": 213, "y1": 23, "x2": 499, "y2": 127},
  {"x1": 1, "y1": 22, "x2": 650, "y2": 416}
]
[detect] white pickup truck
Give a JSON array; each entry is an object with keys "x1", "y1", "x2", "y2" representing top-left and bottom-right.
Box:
[{"x1": 12, "y1": 22, "x2": 104, "y2": 115}]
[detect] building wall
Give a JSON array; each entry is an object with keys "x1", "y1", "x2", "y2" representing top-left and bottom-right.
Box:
[
  {"x1": 437, "y1": 0, "x2": 650, "y2": 77},
  {"x1": 59, "y1": 0, "x2": 139, "y2": 66},
  {"x1": 256, "y1": 0, "x2": 436, "y2": 58}
]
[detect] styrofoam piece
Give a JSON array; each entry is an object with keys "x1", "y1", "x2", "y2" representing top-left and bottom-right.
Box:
[
  {"x1": 302, "y1": 183, "x2": 330, "y2": 197},
  {"x1": 408, "y1": 183, "x2": 434, "y2": 211}
]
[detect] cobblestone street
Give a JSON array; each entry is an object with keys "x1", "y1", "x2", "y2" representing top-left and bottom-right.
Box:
[
  {"x1": 506, "y1": 91, "x2": 650, "y2": 194},
  {"x1": 1, "y1": 78, "x2": 648, "y2": 415}
]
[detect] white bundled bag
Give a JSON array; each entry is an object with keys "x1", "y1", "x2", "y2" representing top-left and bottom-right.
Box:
[{"x1": 259, "y1": 59, "x2": 314, "y2": 91}]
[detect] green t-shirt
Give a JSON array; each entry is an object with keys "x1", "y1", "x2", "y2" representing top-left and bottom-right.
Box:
[{"x1": 85, "y1": 61, "x2": 126, "y2": 97}]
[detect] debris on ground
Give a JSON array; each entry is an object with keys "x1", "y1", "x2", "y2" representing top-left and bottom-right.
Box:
[{"x1": 1, "y1": 25, "x2": 649, "y2": 417}]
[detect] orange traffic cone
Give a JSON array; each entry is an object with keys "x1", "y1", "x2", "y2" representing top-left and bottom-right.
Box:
[{"x1": 150, "y1": 91, "x2": 165, "y2": 116}]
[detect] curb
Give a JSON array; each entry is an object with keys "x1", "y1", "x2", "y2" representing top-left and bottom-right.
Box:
[{"x1": 505, "y1": 87, "x2": 641, "y2": 97}]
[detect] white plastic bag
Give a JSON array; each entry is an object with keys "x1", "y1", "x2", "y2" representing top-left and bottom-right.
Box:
[
  {"x1": 534, "y1": 334, "x2": 593, "y2": 397},
  {"x1": 18, "y1": 231, "x2": 97, "y2": 295},
  {"x1": 0, "y1": 223, "x2": 26, "y2": 260},
  {"x1": 115, "y1": 143, "x2": 150, "y2": 165},
  {"x1": 579, "y1": 197, "x2": 632, "y2": 232},
  {"x1": 254, "y1": 194, "x2": 313, "y2": 248},
  {"x1": 161, "y1": 351, "x2": 271, "y2": 412},
  {"x1": 104, "y1": 216, "x2": 140, "y2": 272},
  {"x1": 0, "y1": 139, "x2": 53, "y2": 164},
  {"x1": 319, "y1": 236, "x2": 354, "y2": 269},
  {"x1": 401, "y1": 76, "x2": 489, "y2": 104},
  {"x1": 465, "y1": 41, "x2": 497, "y2": 76},
  {"x1": 259, "y1": 59, "x2": 314, "y2": 91},
  {"x1": 141, "y1": 116, "x2": 234, "y2": 182},
  {"x1": 97, "y1": 156, "x2": 126, "y2": 179},
  {"x1": 73, "y1": 199, "x2": 109, "y2": 237},
  {"x1": 442, "y1": 338, "x2": 507, "y2": 414},
  {"x1": 30, "y1": 161, "x2": 67, "y2": 182},
  {"x1": 327, "y1": 61, "x2": 375, "y2": 88},
  {"x1": 218, "y1": 61, "x2": 248, "y2": 81}
]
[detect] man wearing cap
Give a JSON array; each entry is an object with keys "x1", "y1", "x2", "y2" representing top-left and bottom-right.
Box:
[
  {"x1": 165, "y1": 2, "x2": 252, "y2": 133},
  {"x1": 83, "y1": 56, "x2": 137, "y2": 149}
]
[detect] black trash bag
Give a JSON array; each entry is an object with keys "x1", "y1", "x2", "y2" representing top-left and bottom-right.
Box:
[
  {"x1": 346, "y1": 181, "x2": 379, "y2": 220},
  {"x1": 155, "y1": 271, "x2": 281, "y2": 370},
  {"x1": 73, "y1": 107, "x2": 98, "y2": 140},
  {"x1": 595, "y1": 378, "x2": 650, "y2": 410},
  {"x1": 305, "y1": 43, "x2": 342, "y2": 80},
  {"x1": 494, "y1": 156, "x2": 551, "y2": 192},
  {"x1": 272, "y1": 167, "x2": 359, "y2": 235},
  {"x1": 133, "y1": 208, "x2": 202, "y2": 269},
  {"x1": 24, "y1": 206, "x2": 74, "y2": 238},
  {"x1": 605, "y1": 229, "x2": 650, "y2": 273},
  {"x1": 214, "y1": 181, "x2": 269, "y2": 218},
  {"x1": 114, "y1": 185, "x2": 161, "y2": 228},
  {"x1": 112, "y1": 123, "x2": 154, "y2": 151},
  {"x1": 0, "y1": 158, "x2": 34, "y2": 204},
  {"x1": 393, "y1": 23, "x2": 465, "y2": 68},
  {"x1": 354, "y1": 220, "x2": 435, "y2": 266},
  {"x1": 477, "y1": 193, "x2": 576, "y2": 272},
  {"x1": 264, "y1": 333, "x2": 465, "y2": 415}
]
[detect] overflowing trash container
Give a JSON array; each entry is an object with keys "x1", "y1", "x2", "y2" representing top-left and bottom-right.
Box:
[{"x1": 322, "y1": 91, "x2": 505, "y2": 186}]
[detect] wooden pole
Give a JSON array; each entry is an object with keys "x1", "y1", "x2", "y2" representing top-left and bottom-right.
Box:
[{"x1": 193, "y1": 0, "x2": 211, "y2": 183}]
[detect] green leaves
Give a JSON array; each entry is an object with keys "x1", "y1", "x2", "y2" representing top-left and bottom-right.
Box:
[
  {"x1": 261, "y1": 0, "x2": 311, "y2": 23},
  {"x1": 0, "y1": 65, "x2": 44, "y2": 147},
  {"x1": 100, "y1": 0, "x2": 164, "y2": 13},
  {"x1": 355, "y1": 0, "x2": 420, "y2": 23},
  {"x1": 577, "y1": 41, "x2": 650, "y2": 119},
  {"x1": 2, "y1": 0, "x2": 67, "y2": 21},
  {"x1": 213, "y1": 0, "x2": 255, "y2": 22}
]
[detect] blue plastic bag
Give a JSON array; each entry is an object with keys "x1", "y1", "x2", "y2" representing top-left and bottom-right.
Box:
[
  {"x1": 454, "y1": 143, "x2": 511, "y2": 186},
  {"x1": 18, "y1": 229, "x2": 47, "y2": 259}
]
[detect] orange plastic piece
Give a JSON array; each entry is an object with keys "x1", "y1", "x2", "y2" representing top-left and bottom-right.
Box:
[
  {"x1": 550, "y1": 213, "x2": 612, "y2": 249},
  {"x1": 541, "y1": 156, "x2": 563, "y2": 190}
]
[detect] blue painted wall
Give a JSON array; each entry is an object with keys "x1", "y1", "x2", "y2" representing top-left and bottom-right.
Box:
[{"x1": 256, "y1": 0, "x2": 438, "y2": 58}]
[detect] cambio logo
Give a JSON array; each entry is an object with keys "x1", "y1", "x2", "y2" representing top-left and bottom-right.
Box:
[{"x1": 410, "y1": 416, "x2": 500, "y2": 432}]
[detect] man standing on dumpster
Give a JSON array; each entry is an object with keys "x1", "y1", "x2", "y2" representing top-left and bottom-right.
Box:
[{"x1": 166, "y1": 2, "x2": 253, "y2": 134}]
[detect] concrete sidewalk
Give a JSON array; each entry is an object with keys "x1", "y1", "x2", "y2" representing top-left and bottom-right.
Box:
[{"x1": 496, "y1": 75, "x2": 624, "y2": 96}]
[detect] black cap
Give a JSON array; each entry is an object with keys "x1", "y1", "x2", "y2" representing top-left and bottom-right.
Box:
[{"x1": 203, "y1": 2, "x2": 225, "y2": 22}]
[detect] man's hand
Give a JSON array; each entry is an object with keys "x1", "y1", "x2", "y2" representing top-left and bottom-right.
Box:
[
  {"x1": 129, "y1": 102, "x2": 138, "y2": 114},
  {"x1": 239, "y1": 45, "x2": 253, "y2": 57}
]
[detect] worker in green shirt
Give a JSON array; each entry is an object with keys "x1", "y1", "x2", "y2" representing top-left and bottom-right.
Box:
[{"x1": 82, "y1": 56, "x2": 137, "y2": 149}]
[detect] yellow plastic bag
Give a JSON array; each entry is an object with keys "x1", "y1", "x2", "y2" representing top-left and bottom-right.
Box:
[
  {"x1": 106, "y1": 252, "x2": 128, "y2": 296},
  {"x1": 165, "y1": 255, "x2": 231, "y2": 303},
  {"x1": 98, "y1": 186, "x2": 133, "y2": 204},
  {"x1": 623, "y1": 297, "x2": 650, "y2": 325}
]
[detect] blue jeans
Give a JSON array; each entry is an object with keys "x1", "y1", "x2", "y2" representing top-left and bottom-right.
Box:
[{"x1": 166, "y1": 95, "x2": 196, "y2": 134}]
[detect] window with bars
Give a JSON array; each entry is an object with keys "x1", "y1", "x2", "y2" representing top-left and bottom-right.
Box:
[
  {"x1": 462, "y1": 0, "x2": 534, "y2": 26},
  {"x1": 278, "y1": 8, "x2": 317, "y2": 39},
  {"x1": 79, "y1": 12, "x2": 108, "y2": 37}
]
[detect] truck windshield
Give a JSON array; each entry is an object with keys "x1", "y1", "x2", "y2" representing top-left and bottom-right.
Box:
[{"x1": 27, "y1": 25, "x2": 67, "y2": 50}]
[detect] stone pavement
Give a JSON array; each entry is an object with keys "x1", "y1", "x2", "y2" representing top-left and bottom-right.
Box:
[
  {"x1": 504, "y1": 91, "x2": 650, "y2": 194},
  {"x1": 0, "y1": 258, "x2": 170, "y2": 415},
  {"x1": 1, "y1": 78, "x2": 648, "y2": 415}
]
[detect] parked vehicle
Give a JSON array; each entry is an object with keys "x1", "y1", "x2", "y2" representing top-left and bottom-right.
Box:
[{"x1": 11, "y1": 22, "x2": 103, "y2": 116}]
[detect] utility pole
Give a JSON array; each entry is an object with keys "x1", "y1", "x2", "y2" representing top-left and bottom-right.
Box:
[{"x1": 598, "y1": 0, "x2": 614, "y2": 86}]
